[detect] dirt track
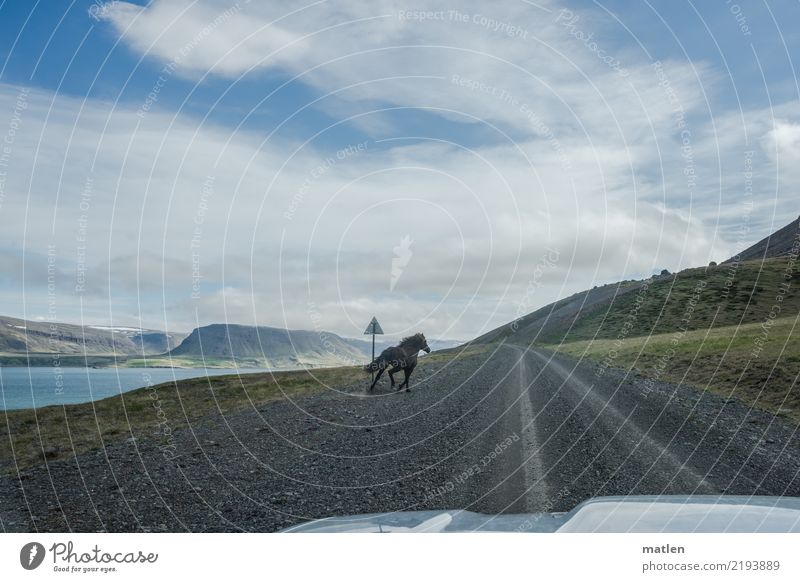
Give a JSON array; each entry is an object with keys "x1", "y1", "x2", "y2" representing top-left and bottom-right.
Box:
[{"x1": 1, "y1": 343, "x2": 798, "y2": 532}]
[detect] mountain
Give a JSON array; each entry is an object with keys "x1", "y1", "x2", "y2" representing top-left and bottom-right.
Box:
[
  {"x1": 168, "y1": 324, "x2": 371, "y2": 368},
  {"x1": 725, "y1": 215, "x2": 800, "y2": 263},
  {"x1": 472, "y1": 278, "x2": 648, "y2": 346},
  {"x1": 0, "y1": 315, "x2": 183, "y2": 357},
  {"x1": 167, "y1": 324, "x2": 464, "y2": 368},
  {"x1": 475, "y1": 215, "x2": 800, "y2": 348},
  {"x1": 474, "y1": 257, "x2": 800, "y2": 348}
]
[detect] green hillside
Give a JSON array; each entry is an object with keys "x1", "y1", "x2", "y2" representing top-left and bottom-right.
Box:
[
  {"x1": 474, "y1": 256, "x2": 799, "y2": 350},
  {"x1": 548, "y1": 257, "x2": 800, "y2": 345}
]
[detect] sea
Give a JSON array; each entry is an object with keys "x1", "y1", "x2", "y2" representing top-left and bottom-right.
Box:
[{"x1": 0, "y1": 366, "x2": 272, "y2": 411}]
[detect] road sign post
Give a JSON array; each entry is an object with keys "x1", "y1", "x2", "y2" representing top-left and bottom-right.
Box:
[{"x1": 363, "y1": 316, "x2": 384, "y2": 383}]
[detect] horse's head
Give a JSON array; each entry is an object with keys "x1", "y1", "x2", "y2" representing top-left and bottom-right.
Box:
[
  {"x1": 418, "y1": 332, "x2": 431, "y2": 353},
  {"x1": 400, "y1": 332, "x2": 431, "y2": 353}
]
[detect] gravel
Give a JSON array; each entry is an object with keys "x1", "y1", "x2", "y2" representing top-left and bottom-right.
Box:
[{"x1": 1, "y1": 343, "x2": 798, "y2": 532}]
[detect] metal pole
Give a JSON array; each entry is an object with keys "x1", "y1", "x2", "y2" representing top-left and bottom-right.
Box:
[{"x1": 371, "y1": 330, "x2": 375, "y2": 383}]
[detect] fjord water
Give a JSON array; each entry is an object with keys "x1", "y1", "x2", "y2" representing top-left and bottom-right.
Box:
[{"x1": 0, "y1": 366, "x2": 271, "y2": 411}]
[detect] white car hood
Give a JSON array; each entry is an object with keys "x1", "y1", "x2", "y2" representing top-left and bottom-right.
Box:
[{"x1": 282, "y1": 495, "x2": 800, "y2": 533}]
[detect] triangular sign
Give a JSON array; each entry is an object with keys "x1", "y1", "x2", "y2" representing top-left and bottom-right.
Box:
[{"x1": 364, "y1": 316, "x2": 384, "y2": 335}]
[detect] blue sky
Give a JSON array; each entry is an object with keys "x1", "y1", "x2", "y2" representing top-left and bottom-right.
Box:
[
  {"x1": 0, "y1": 0, "x2": 798, "y2": 339},
  {"x1": 4, "y1": 1, "x2": 798, "y2": 132}
]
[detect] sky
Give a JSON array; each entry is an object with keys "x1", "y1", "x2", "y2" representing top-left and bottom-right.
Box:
[{"x1": 0, "y1": 0, "x2": 798, "y2": 341}]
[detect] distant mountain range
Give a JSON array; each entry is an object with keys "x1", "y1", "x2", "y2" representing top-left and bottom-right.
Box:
[
  {"x1": 0, "y1": 315, "x2": 183, "y2": 358},
  {"x1": 168, "y1": 324, "x2": 369, "y2": 368},
  {"x1": 0, "y1": 316, "x2": 461, "y2": 369},
  {"x1": 167, "y1": 324, "x2": 461, "y2": 368}
]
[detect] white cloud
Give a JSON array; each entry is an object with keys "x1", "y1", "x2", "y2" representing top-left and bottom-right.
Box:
[
  {"x1": 99, "y1": 0, "x2": 707, "y2": 140},
  {"x1": 2, "y1": 1, "x2": 798, "y2": 340}
]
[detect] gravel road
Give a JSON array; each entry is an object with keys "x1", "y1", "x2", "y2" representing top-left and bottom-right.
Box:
[{"x1": 2, "y1": 343, "x2": 799, "y2": 532}]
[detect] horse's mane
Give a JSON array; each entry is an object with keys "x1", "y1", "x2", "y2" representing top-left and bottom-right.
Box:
[{"x1": 398, "y1": 333, "x2": 424, "y2": 348}]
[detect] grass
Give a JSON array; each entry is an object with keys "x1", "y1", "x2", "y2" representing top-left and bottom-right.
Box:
[
  {"x1": 550, "y1": 315, "x2": 800, "y2": 422},
  {"x1": 122, "y1": 356, "x2": 267, "y2": 368},
  {"x1": 0, "y1": 365, "x2": 361, "y2": 473},
  {"x1": 0, "y1": 345, "x2": 484, "y2": 473},
  {"x1": 543, "y1": 257, "x2": 800, "y2": 344},
  {"x1": 541, "y1": 257, "x2": 800, "y2": 422}
]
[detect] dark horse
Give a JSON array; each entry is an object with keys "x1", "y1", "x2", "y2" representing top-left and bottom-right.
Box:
[{"x1": 364, "y1": 332, "x2": 431, "y2": 392}]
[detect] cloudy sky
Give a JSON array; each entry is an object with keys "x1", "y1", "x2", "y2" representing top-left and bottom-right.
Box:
[{"x1": 0, "y1": 0, "x2": 798, "y2": 341}]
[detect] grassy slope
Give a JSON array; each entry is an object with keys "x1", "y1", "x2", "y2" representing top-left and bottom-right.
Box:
[
  {"x1": 0, "y1": 346, "x2": 485, "y2": 473},
  {"x1": 554, "y1": 316, "x2": 800, "y2": 422},
  {"x1": 543, "y1": 257, "x2": 800, "y2": 421},
  {"x1": 542, "y1": 258, "x2": 800, "y2": 343}
]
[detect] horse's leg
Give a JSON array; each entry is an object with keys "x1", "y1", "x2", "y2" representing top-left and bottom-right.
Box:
[
  {"x1": 369, "y1": 367, "x2": 386, "y2": 392},
  {"x1": 403, "y1": 362, "x2": 417, "y2": 392},
  {"x1": 388, "y1": 365, "x2": 401, "y2": 389},
  {"x1": 400, "y1": 367, "x2": 411, "y2": 391}
]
